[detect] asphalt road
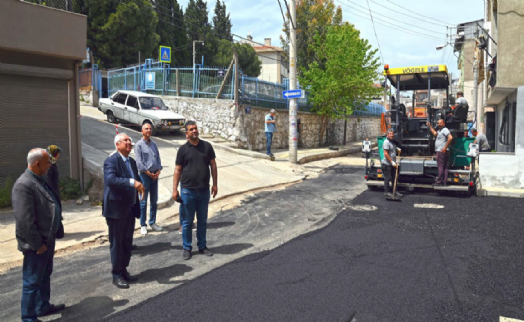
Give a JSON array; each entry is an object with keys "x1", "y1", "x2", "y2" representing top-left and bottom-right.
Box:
[
  {"x1": 104, "y1": 174, "x2": 524, "y2": 322},
  {"x1": 0, "y1": 165, "x2": 366, "y2": 322}
]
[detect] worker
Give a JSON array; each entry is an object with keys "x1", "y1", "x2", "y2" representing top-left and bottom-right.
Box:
[
  {"x1": 427, "y1": 119, "x2": 453, "y2": 186},
  {"x1": 471, "y1": 128, "x2": 491, "y2": 152},
  {"x1": 446, "y1": 91, "x2": 468, "y2": 122},
  {"x1": 381, "y1": 129, "x2": 402, "y2": 198}
]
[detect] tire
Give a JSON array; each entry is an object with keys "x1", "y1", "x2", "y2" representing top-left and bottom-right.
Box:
[{"x1": 107, "y1": 111, "x2": 115, "y2": 123}]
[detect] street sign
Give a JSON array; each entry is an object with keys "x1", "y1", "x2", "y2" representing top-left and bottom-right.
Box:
[
  {"x1": 218, "y1": 69, "x2": 225, "y2": 77},
  {"x1": 283, "y1": 89, "x2": 304, "y2": 99},
  {"x1": 83, "y1": 47, "x2": 90, "y2": 64},
  {"x1": 159, "y1": 46, "x2": 171, "y2": 63},
  {"x1": 145, "y1": 72, "x2": 156, "y2": 90}
]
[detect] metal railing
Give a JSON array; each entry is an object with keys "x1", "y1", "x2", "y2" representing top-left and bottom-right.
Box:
[{"x1": 22, "y1": 0, "x2": 75, "y2": 11}]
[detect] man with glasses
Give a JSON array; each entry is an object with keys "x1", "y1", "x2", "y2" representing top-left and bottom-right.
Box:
[{"x1": 103, "y1": 133, "x2": 145, "y2": 289}]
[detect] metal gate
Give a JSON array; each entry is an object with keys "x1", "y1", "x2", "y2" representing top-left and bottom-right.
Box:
[{"x1": 0, "y1": 74, "x2": 70, "y2": 186}]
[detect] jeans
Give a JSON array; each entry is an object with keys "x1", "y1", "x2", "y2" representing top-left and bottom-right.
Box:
[
  {"x1": 179, "y1": 187, "x2": 210, "y2": 250},
  {"x1": 436, "y1": 151, "x2": 449, "y2": 184},
  {"x1": 139, "y1": 173, "x2": 158, "y2": 227},
  {"x1": 21, "y1": 242, "x2": 55, "y2": 322},
  {"x1": 265, "y1": 132, "x2": 273, "y2": 155}
]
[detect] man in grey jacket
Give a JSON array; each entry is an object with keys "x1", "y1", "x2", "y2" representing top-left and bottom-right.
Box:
[{"x1": 13, "y1": 148, "x2": 65, "y2": 322}]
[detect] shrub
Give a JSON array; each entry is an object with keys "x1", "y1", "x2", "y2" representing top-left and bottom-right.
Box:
[
  {"x1": 59, "y1": 177, "x2": 83, "y2": 201},
  {"x1": 0, "y1": 177, "x2": 14, "y2": 208}
]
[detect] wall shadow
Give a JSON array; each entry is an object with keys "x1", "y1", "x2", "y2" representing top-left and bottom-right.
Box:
[
  {"x1": 135, "y1": 263, "x2": 192, "y2": 285},
  {"x1": 52, "y1": 296, "x2": 129, "y2": 322}
]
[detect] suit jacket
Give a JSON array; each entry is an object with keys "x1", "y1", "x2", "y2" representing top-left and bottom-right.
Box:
[
  {"x1": 12, "y1": 170, "x2": 62, "y2": 252},
  {"x1": 103, "y1": 152, "x2": 141, "y2": 220}
]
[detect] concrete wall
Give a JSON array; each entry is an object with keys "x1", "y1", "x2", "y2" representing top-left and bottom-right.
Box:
[
  {"x1": 496, "y1": 0, "x2": 524, "y2": 89},
  {"x1": 162, "y1": 96, "x2": 382, "y2": 151},
  {"x1": 479, "y1": 86, "x2": 524, "y2": 188},
  {"x1": 0, "y1": 0, "x2": 86, "y2": 60}
]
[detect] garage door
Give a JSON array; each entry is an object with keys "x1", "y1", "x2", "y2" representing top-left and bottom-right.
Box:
[{"x1": 0, "y1": 74, "x2": 70, "y2": 187}]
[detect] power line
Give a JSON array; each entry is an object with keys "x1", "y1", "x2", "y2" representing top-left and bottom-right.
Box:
[
  {"x1": 340, "y1": 7, "x2": 446, "y2": 42},
  {"x1": 366, "y1": 0, "x2": 384, "y2": 64},
  {"x1": 338, "y1": 0, "x2": 447, "y2": 37},
  {"x1": 381, "y1": 0, "x2": 453, "y2": 26}
]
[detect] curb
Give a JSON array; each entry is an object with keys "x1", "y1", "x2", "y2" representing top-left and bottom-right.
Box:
[{"x1": 477, "y1": 189, "x2": 524, "y2": 198}]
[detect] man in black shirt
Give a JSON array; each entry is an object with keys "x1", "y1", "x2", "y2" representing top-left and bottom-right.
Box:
[{"x1": 173, "y1": 121, "x2": 218, "y2": 260}]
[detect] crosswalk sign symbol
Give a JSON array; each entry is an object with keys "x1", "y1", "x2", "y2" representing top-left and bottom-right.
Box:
[{"x1": 159, "y1": 46, "x2": 171, "y2": 63}]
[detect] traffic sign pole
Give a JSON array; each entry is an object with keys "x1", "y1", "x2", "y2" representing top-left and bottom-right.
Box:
[{"x1": 289, "y1": 0, "x2": 298, "y2": 164}]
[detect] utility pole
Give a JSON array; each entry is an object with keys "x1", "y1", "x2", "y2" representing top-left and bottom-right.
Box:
[
  {"x1": 473, "y1": 59, "x2": 479, "y2": 129},
  {"x1": 288, "y1": 0, "x2": 298, "y2": 164}
]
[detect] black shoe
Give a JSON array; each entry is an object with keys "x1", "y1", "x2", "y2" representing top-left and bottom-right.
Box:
[
  {"x1": 37, "y1": 304, "x2": 66, "y2": 317},
  {"x1": 113, "y1": 277, "x2": 129, "y2": 289},
  {"x1": 131, "y1": 244, "x2": 138, "y2": 251},
  {"x1": 199, "y1": 247, "x2": 214, "y2": 256},
  {"x1": 183, "y1": 249, "x2": 192, "y2": 260},
  {"x1": 122, "y1": 272, "x2": 138, "y2": 282}
]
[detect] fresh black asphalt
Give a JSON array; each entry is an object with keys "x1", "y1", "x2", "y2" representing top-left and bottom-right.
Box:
[{"x1": 105, "y1": 178, "x2": 524, "y2": 322}]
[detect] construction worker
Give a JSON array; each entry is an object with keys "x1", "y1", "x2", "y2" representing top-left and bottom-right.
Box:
[
  {"x1": 471, "y1": 128, "x2": 491, "y2": 152},
  {"x1": 382, "y1": 129, "x2": 402, "y2": 198}
]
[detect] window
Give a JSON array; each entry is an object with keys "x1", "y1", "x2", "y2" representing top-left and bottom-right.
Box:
[
  {"x1": 126, "y1": 95, "x2": 138, "y2": 108},
  {"x1": 139, "y1": 97, "x2": 168, "y2": 110},
  {"x1": 116, "y1": 93, "x2": 128, "y2": 105}
]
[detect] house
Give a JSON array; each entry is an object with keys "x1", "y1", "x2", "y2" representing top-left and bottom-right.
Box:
[
  {"x1": 0, "y1": 0, "x2": 86, "y2": 187},
  {"x1": 475, "y1": 0, "x2": 524, "y2": 190},
  {"x1": 243, "y1": 35, "x2": 288, "y2": 84}
]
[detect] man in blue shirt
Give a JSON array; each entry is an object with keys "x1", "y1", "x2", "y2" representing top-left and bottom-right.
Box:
[
  {"x1": 265, "y1": 109, "x2": 277, "y2": 157},
  {"x1": 135, "y1": 123, "x2": 163, "y2": 235}
]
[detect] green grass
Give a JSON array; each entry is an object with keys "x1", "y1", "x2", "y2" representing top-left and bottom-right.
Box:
[{"x1": 0, "y1": 177, "x2": 14, "y2": 207}]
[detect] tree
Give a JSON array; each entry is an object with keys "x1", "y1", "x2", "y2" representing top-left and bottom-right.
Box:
[
  {"x1": 154, "y1": 0, "x2": 190, "y2": 65},
  {"x1": 212, "y1": 0, "x2": 233, "y2": 42},
  {"x1": 300, "y1": 24, "x2": 382, "y2": 144},
  {"x1": 95, "y1": 0, "x2": 160, "y2": 68},
  {"x1": 214, "y1": 40, "x2": 261, "y2": 77},
  {"x1": 280, "y1": 0, "x2": 343, "y2": 74},
  {"x1": 185, "y1": 0, "x2": 217, "y2": 66}
]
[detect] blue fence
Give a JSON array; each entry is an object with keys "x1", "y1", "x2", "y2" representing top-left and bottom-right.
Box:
[{"x1": 106, "y1": 59, "x2": 382, "y2": 116}]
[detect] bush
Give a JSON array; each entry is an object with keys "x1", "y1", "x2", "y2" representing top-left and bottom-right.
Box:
[
  {"x1": 0, "y1": 177, "x2": 14, "y2": 208},
  {"x1": 59, "y1": 177, "x2": 83, "y2": 201}
]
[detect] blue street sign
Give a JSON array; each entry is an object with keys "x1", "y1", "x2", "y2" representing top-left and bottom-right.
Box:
[
  {"x1": 283, "y1": 89, "x2": 304, "y2": 99},
  {"x1": 218, "y1": 69, "x2": 225, "y2": 77},
  {"x1": 145, "y1": 72, "x2": 156, "y2": 90},
  {"x1": 159, "y1": 46, "x2": 171, "y2": 63}
]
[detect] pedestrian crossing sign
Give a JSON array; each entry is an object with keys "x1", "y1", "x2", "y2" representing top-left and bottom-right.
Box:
[{"x1": 159, "y1": 46, "x2": 171, "y2": 63}]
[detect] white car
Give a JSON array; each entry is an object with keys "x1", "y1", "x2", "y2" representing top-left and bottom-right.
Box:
[{"x1": 98, "y1": 90, "x2": 186, "y2": 135}]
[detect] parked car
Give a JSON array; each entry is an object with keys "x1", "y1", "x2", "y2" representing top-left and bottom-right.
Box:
[{"x1": 99, "y1": 91, "x2": 186, "y2": 135}]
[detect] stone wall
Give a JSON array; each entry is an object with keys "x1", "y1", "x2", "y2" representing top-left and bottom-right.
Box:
[{"x1": 161, "y1": 96, "x2": 382, "y2": 151}]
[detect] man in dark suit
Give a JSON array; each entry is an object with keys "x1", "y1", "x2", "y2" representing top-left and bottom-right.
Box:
[
  {"x1": 103, "y1": 133, "x2": 145, "y2": 289},
  {"x1": 13, "y1": 148, "x2": 66, "y2": 322}
]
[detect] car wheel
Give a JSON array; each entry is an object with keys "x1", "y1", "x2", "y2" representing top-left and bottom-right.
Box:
[{"x1": 107, "y1": 111, "x2": 115, "y2": 123}]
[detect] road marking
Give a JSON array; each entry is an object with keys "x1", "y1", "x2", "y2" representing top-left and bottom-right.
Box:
[
  {"x1": 346, "y1": 204, "x2": 377, "y2": 211},
  {"x1": 500, "y1": 317, "x2": 524, "y2": 322},
  {"x1": 414, "y1": 203, "x2": 444, "y2": 209}
]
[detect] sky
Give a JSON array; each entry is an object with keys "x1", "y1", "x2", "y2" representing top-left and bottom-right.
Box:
[{"x1": 177, "y1": 0, "x2": 485, "y2": 78}]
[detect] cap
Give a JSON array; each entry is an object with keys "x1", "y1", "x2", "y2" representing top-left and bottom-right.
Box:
[{"x1": 270, "y1": 109, "x2": 276, "y2": 113}]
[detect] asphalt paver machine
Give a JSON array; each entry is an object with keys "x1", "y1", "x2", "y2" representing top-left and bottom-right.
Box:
[{"x1": 364, "y1": 64, "x2": 479, "y2": 194}]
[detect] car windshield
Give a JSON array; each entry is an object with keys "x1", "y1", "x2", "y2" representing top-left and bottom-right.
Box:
[{"x1": 139, "y1": 97, "x2": 168, "y2": 110}]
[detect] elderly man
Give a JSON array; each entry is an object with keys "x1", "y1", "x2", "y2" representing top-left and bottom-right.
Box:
[
  {"x1": 13, "y1": 148, "x2": 65, "y2": 321},
  {"x1": 135, "y1": 123, "x2": 163, "y2": 235},
  {"x1": 428, "y1": 119, "x2": 453, "y2": 186},
  {"x1": 103, "y1": 133, "x2": 145, "y2": 289}
]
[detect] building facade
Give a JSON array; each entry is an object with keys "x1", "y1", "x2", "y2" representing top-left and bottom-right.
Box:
[
  {"x1": 243, "y1": 35, "x2": 288, "y2": 84},
  {"x1": 0, "y1": 0, "x2": 86, "y2": 187}
]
